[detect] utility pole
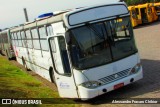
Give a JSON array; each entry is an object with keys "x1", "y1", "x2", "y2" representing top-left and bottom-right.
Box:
[{"x1": 23, "y1": 8, "x2": 29, "y2": 22}]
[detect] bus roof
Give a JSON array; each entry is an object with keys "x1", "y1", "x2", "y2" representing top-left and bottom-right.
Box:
[
  {"x1": 128, "y1": 6, "x2": 136, "y2": 10},
  {"x1": 154, "y1": 2, "x2": 160, "y2": 6},
  {"x1": 136, "y1": 3, "x2": 150, "y2": 8},
  {"x1": 10, "y1": 2, "x2": 128, "y2": 32},
  {"x1": 64, "y1": 2, "x2": 128, "y2": 28},
  {"x1": 0, "y1": 29, "x2": 9, "y2": 34},
  {"x1": 10, "y1": 13, "x2": 64, "y2": 32}
]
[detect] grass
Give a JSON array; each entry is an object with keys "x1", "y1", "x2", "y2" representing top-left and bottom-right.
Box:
[{"x1": 0, "y1": 56, "x2": 80, "y2": 107}]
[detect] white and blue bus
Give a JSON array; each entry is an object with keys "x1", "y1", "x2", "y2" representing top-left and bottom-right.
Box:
[{"x1": 10, "y1": 2, "x2": 143, "y2": 100}]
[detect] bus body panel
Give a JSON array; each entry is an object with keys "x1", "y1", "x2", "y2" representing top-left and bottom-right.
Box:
[
  {"x1": 72, "y1": 53, "x2": 142, "y2": 99},
  {"x1": 78, "y1": 69, "x2": 143, "y2": 100},
  {"x1": 79, "y1": 54, "x2": 139, "y2": 83}
]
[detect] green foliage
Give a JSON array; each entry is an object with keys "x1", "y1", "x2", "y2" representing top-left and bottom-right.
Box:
[{"x1": 0, "y1": 56, "x2": 79, "y2": 106}]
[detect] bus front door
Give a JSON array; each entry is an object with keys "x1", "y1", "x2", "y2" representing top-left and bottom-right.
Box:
[{"x1": 49, "y1": 36, "x2": 78, "y2": 98}]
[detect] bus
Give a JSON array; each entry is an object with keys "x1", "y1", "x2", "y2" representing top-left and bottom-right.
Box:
[
  {"x1": 0, "y1": 29, "x2": 15, "y2": 60},
  {"x1": 149, "y1": 3, "x2": 158, "y2": 21},
  {"x1": 10, "y1": 2, "x2": 143, "y2": 100},
  {"x1": 128, "y1": 6, "x2": 140, "y2": 27},
  {"x1": 135, "y1": 3, "x2": 154, "y2": 24},
  {"x1": 154, "y1": 2, "x2": 160, "y2": 20}
]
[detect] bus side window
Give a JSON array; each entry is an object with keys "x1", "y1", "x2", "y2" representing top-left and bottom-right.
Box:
[
  {"x1": 4, "y1": 33, "x2": 8, "y2": 44},
  {"x1": 47, "y1": 25, "x2": 54, "y2": 36},
  {"x1": 39, "y1": 27, "x2": 49, "y2": 51},
  {"x1": 39, "y1": 27, "x2": 46, "y2": 38},
  {"x1": 12, "y1": 33, "x2": 16, "y2": 46},
  {"x1": 17, "y1": 31, "x2": 22, "y2": 47},
  {"x1": 14, "y1": 32, "x2": 19, "y2": 47},
  {"x1": 21, "y1": 31, "x2": 26, "y2": 48},
  {"x1": 25, "y1": 30, "x2": 33, "y2": 49},
  {"x1": 31, "y1": 28, "x2": 40, "y2": 50},
  {"x1": 58, "y1": 36, "x2": 71, "y2": 75},
  {"x1": 135, "y1": 8, "x2": 139, "y2": 15}
]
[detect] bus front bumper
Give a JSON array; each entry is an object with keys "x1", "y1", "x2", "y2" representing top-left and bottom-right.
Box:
[{"x1": 78, "y1": 69, "x2": 143, "y2": 100}]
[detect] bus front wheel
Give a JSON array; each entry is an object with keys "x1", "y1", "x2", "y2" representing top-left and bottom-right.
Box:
[{"x1": 49, "y1": 67, "x2": 57, "y2": 86}]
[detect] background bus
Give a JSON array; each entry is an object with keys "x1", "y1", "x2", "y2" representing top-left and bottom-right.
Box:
[
  {"x1": 149, "y1": 3, "x2": 158, "y2": 21},
  {"x1": 154, "y1": 2, "x2": 160, "y2": 20},
  {"x1": 135, "y1": 4, "x2": 154, "y2": 24},
  {"x1": 0, "y1": 29, "x2": 15, "y2": 60},
  {"x1": 128, "y1": 6, "x2": 139, "y2": 27},
  {"x1": 10, "y1": 2, "x2": 143, "y2": 100}
]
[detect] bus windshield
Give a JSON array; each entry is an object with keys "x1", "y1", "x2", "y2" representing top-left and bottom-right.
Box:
[{"x1": 68, "y1": 16, "x2": 138, "y2": 70}]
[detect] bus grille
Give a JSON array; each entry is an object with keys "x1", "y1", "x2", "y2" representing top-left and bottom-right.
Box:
[{"x1": 98, "y1": 68, "x2": 131, "y2": 84}]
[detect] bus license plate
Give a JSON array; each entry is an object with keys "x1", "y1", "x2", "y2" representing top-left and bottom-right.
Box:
[{"x1": 114, "y1": 83, "x2": 124, "y2": 90}]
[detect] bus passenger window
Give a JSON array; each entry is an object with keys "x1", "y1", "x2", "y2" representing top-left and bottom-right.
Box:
[
  {"x1": 135, "y1": 8, "x2": 139, "y2": 15},
  {"x1": 14, "y1": 33, "x2": 19, "y2": 46},
  {"x1": 21, "y1": 31, "x2": 27, "y2": 48},
  {"x1": 11, "y1": 33, "x2": 14, "y2": 40},
  {"x1": 11, "y1": 33, "x2": 15, "y2": 46},
  {"x1": 17, "y1": 32, "x2": 22, "y2": 47},
  {"x1": 39, "y1": 27, "x2": 49, "y2": 51},
  {"x1": 39, "y1": 27, "x2": 47, "y2": 38},
  {"x1": 47, "y1": 25, "x2": 54, "y2": 36},
  {"x1": 25, "y1": 30, "x2": 33, "y2": 48},
  {"x1": 31, "y1": 28, "x2": 40, "y2": 50},
  {"x1": 40, "y1": 39, "x2": 49, "y2": 51}
]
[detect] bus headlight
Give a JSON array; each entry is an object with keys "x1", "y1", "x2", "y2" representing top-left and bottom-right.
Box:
[
  {"x1": 130, "y1": 63, "x2": 141, "y2": 74},
  {"x1": 81, "y1": 81, "x2": 101, "y2": 89}
]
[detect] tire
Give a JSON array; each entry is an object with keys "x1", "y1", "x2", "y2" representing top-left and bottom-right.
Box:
[
  {"x1": 49, "y1": 67, "x2": 57, "y2": 86},
  {"x1": 22, "y1": 58, "x2": 30, "y2": 71}
]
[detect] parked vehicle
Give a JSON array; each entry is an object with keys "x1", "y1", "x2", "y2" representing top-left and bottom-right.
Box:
[
  {"x1": 149, "y1": 3, "x2": 158, "y2": 21},
  {"x1": 10, "y1": 2, "x2": 143, "y2": 100},
  {"x1": 128, "y1": 6, "x2": 140, "y2": 27},
  {"x1": 0, "y1": 29, "x2": 15, "y2": 60},
  {"x1": 135, "y1": 3, "x2": 154, "y2": 24},
  {"x1": 154, "y1": 2, "x2": 160, "y2": 20}
]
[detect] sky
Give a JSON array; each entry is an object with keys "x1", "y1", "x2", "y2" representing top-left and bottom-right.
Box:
[{"x1": 0, "y1": 0, "x2": 119, "y2": 29}]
